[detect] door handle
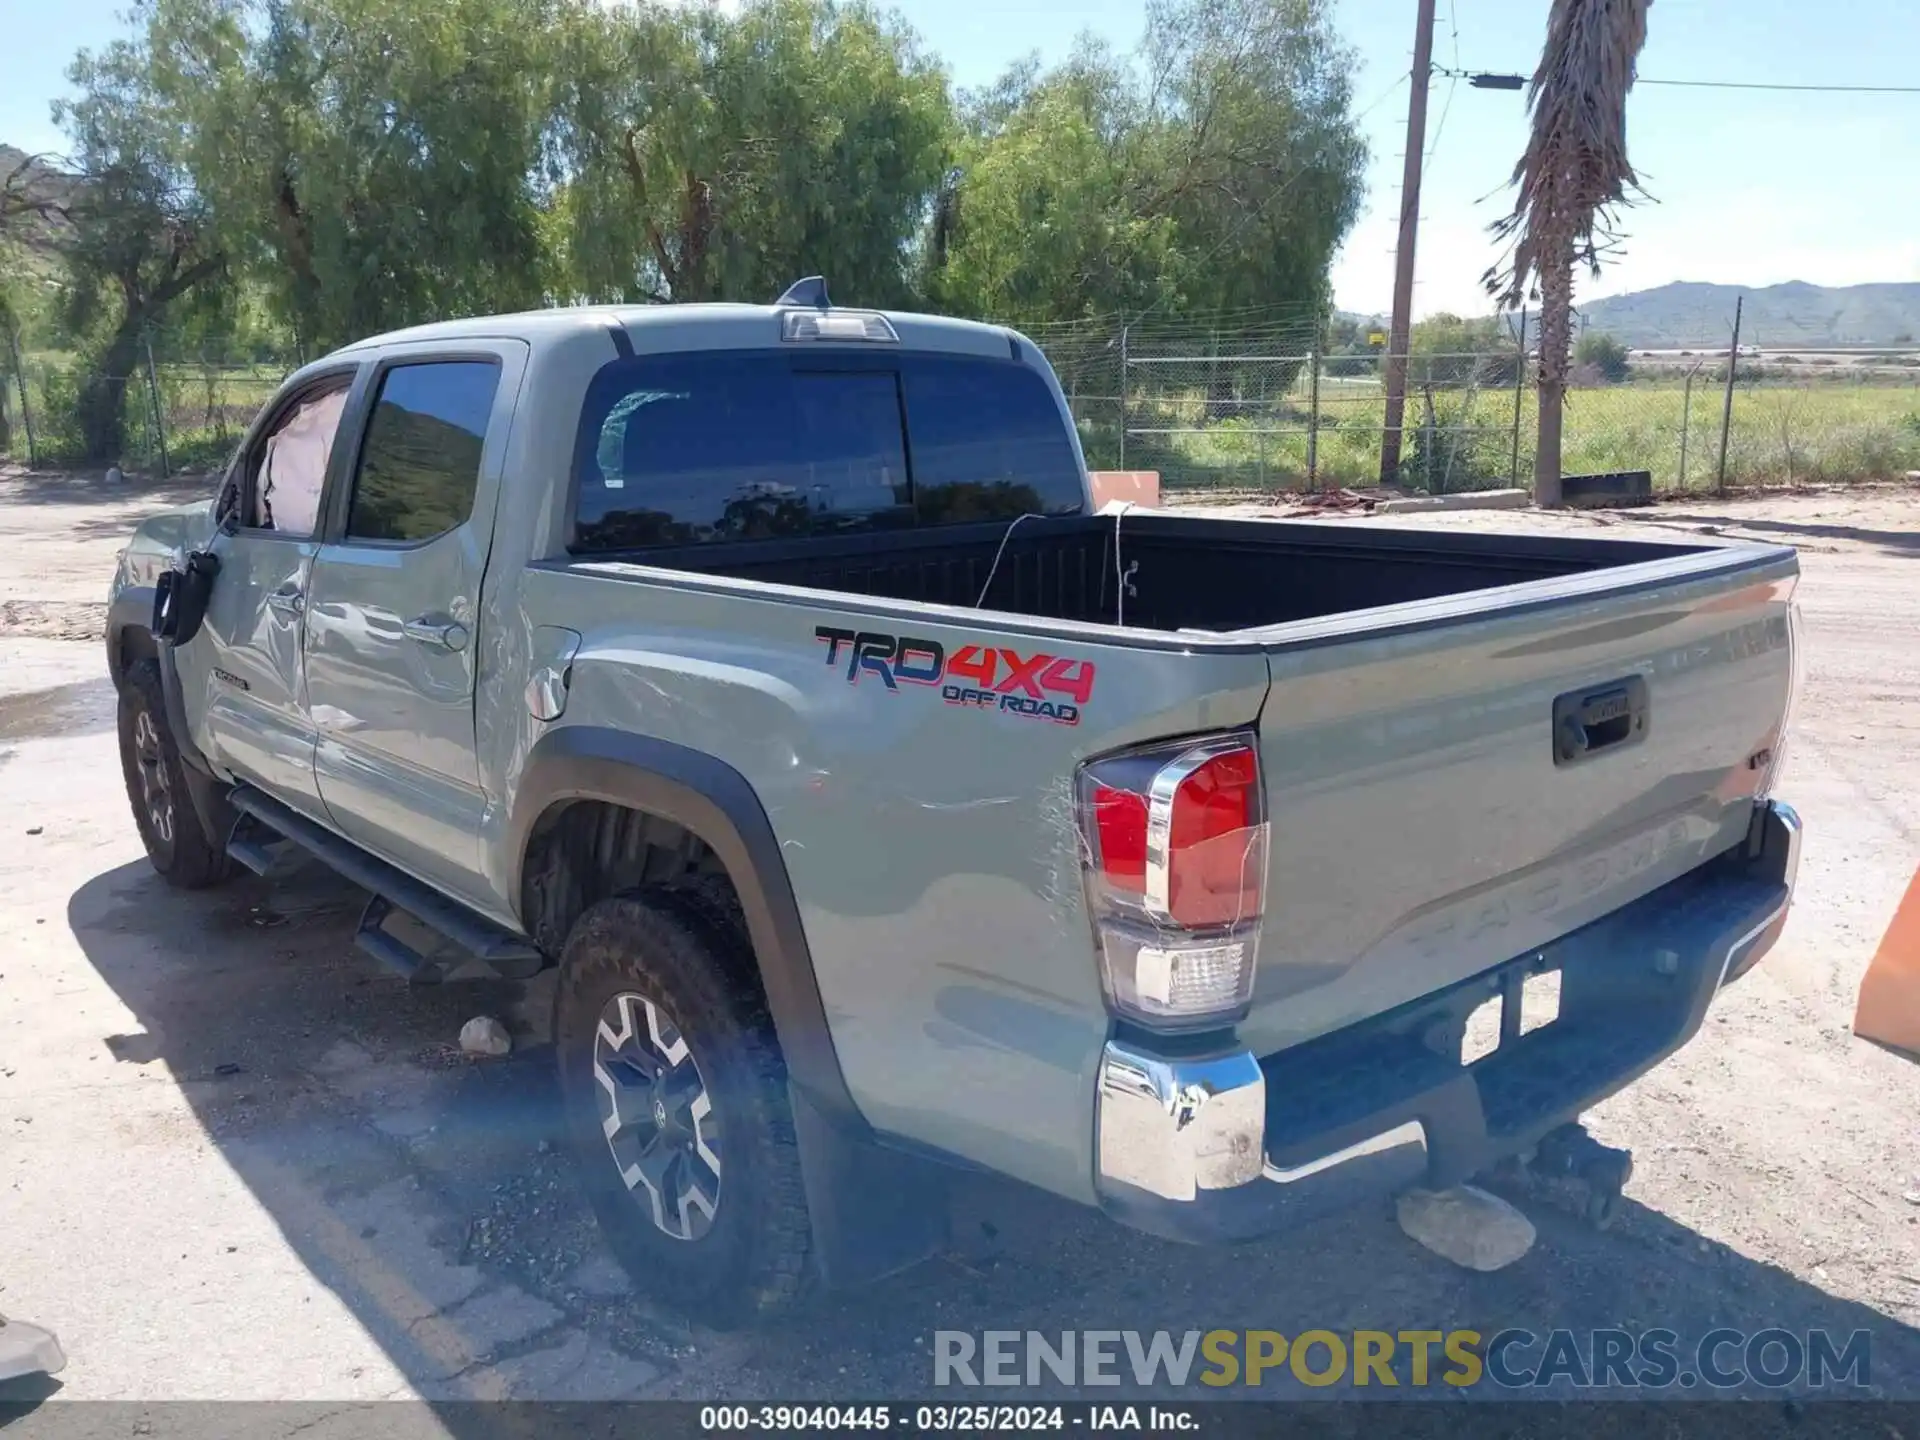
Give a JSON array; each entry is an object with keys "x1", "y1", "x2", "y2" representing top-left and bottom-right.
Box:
[
  {"x1": 265, "y1": 586, "x2": 304, "y2": 618},
  {"x1": 404, "y1": 616, "x2": 470, "y2": 653}
]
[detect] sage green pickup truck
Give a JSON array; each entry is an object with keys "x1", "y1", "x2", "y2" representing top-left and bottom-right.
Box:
[{"x1": 106, "y1": 282, "x2": 1804, "y2": 1324}]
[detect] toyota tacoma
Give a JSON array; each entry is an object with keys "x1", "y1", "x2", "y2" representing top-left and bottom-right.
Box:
[{"x1": 106, "y1": 281, "x2": 1804, "y2": 1324}]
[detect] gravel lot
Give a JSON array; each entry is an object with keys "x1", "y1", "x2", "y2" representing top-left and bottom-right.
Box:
[{"x1": 2, "y1": 466, "x2": 1917, "y2": 1413}]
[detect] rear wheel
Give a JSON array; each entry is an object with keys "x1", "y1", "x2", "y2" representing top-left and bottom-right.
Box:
[
  {"x1": 116, "y1": 657, "x2": 232, "y2": 889},
  {"x1": 553, "y1": 892, "x2": 811, "y2": 1327}
]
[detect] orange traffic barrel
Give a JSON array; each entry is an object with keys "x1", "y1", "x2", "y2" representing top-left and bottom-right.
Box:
[{"x1": 1855, "y1": 862, "x2": 1920, "y2": 1059}]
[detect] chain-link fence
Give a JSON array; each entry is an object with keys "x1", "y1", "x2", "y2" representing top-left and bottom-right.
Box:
[
  {"x1": 1027, "y1": 317, "x2": 1920, "y2": 497},
  {"x1": 5, "y1": 309, "x2": 1919, "y2": 494},
  {"x1": 0, "y1": 319, "x2": 296, "y2": 475},
  {"x1": 1703, "y1": 359, "x2": 1920, "y2": 489}
]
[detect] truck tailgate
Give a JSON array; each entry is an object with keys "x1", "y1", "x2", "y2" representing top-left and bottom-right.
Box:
[{"x1": 1239, "y1": 542, "x2": 1799, "y2": 1058}]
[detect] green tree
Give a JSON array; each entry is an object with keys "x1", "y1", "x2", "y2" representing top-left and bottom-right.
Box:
[
  {"x1": 1409, "y1": 313, "x2": 1522, "y2": 387},
  {"x1": 925, "y1": 44, "x2": 1179, "y2": 325},
  {"x1": 553, "y1": 0, "x2": 950, "y2": 307},
  {"x1": 1573, "y1": 328, "x2": 1630, "y2": 382},
  {"x1": 55, "y1": 39, "x2": 224, "y2": 462},
  {"x1": 146, "y1": 0, "x2": 559, "y2": 351},
  {"x1": 37, "y1": 0, "x2": 1367, "y2": 393},
  {"x1": 1138, "y1": 0, "x2": 1366, "y2": 319},
  {"x1": 1488, "y1": 0, "x2": 1651, "y2": 505},
  {"x1": 927, "y1": 0, "x2": 1365, "y2": 328}
]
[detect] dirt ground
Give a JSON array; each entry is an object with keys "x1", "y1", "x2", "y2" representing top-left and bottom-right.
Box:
[{"x1": 2, "y1": 464, "x2": 1918, "y2": 1412}]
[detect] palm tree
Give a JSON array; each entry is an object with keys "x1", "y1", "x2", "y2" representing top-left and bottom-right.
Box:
[{"x1": 1487, "y1": 0, "x2": 1651, "y2": 507}]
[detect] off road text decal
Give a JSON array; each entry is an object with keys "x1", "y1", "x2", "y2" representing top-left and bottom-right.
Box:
[{"x1": 814, "y1": 626, "x2": 1093, "y2": 726}]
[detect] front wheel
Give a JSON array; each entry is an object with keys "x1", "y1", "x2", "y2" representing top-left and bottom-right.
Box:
[
  {"x1": 116, "y1": 657, "x2": 233, "y2": 889},
  {"x1": 553, "y1": 893, "x2": 812, "y2": 1327}
]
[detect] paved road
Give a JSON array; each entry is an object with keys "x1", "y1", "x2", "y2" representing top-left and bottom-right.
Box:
[{"x1": 2, "y1": 486, "x2": 1918, "y2": 1416}]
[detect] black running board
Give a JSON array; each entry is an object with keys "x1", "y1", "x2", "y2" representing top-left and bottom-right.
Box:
[
  {"x1": 225, "y1": 785, "x2": 545, "y2": 981},
  {"x1": 226, "y1": 809, "x2": 297, "y2": 878},
  {"x1": 356, "y1": 895, "x2": 437, "y2": 983}
]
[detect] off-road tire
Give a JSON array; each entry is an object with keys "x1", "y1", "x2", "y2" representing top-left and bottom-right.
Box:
[
  {"x1": 116, "y1": 657, "x2": 233, "y2": 889},
  {"x1": 554, "y1": 892, "x2": 811, "y2": 1328}
]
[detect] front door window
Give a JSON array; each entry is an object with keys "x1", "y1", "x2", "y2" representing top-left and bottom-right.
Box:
[{"x1": 254, "y1": 388, "x2": 349, "y2": 537}]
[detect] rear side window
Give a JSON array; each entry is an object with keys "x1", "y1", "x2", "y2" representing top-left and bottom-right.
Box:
[
  {"x1": 901, "y1": 356, "x2": 1083, "y2": 523},
  {"x1": 571, "y1": 351, "x2": 1082, "y2": 552},
  {"x1": 346, "y1": 360, "x2": 501, "y2": 543},
  {"x1": 574, "y1": 357, "x2": 911, "y2": 550}
]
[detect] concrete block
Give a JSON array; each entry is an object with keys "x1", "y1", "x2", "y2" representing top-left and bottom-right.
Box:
[
  {"x1": 1088, "y1": 471, "x2": 1161, "y2": 509},
  {"x1": 1375, "y1": 488, "x2": 1531, "y2": 514},
  {"x1": 1397, "y1": 1184, "x2": 1536, "y2": 1271}
]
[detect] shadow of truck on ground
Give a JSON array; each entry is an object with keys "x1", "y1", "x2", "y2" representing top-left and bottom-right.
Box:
[{"x1": 35, "y1": 852, "x2": 1920, "y2": 1421}]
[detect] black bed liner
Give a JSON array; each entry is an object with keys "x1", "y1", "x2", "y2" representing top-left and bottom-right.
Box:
[{"x1": 571, "y1": 511, "x2": 1718, "y2": 633}]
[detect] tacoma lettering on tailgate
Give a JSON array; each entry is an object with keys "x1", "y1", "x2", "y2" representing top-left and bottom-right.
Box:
[{"x1": 813, "y1": 626, "x2": 1093, "y2": 726}]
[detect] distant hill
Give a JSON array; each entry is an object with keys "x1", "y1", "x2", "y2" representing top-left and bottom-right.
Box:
[
  {"x1": 0, "y1": 143, "x2": 80, "y2": 258},
  {"x1": 1575, "y1": 281, "x2": 1920, "y2": 349},
  {"x1": 1335, "y1": 282, "x2": 1920, "y2": 350}
]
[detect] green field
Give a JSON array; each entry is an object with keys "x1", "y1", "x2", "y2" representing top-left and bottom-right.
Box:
[
  {"x1": 10, "y1": 349, "x2": 1920, "y2": 495},
  {"x1": 1093, "y1": 378, "x2": 1920, "y2": 494}
]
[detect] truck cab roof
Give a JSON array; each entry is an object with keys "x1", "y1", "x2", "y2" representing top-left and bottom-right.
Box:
[{"x1": 331, "y1": 300, "x2": 1024, "y2": 365}]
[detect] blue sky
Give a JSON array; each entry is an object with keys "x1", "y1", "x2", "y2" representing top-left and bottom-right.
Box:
[{"x1": 6, "y1": 0, "x2": 1917, "y2": 321}]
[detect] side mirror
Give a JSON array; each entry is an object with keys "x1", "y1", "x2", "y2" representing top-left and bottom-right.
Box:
[{"x1": 153, "y1": 550, "x2": 221, "y2": 646}]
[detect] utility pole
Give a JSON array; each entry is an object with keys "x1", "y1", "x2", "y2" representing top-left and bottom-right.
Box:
[
  {"x1": 1715, "y1": 295, "x2": 1743, "y2": 494},
  {"x1": 1379, "y1": 0, "x2": 1438, "y2": 488}
]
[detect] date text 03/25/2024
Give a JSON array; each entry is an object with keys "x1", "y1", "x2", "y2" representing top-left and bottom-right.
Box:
[{"x1": 699, "y1": 1404, "x2": 1193, "y2": 1432}]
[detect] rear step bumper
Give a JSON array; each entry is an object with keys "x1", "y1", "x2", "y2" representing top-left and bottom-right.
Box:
[{"x1": 1093, "y1": 799, "x2": 1802, "y2": 1244}]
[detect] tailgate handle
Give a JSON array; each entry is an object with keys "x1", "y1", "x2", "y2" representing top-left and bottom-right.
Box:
[{"x1": 1553, "y1": 676, "x2": 1649, "y2": 766}]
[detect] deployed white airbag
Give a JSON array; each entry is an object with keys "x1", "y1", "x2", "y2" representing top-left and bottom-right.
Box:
[{"x1": 255, "y1": 388, "x2": 347, "y2": 536}]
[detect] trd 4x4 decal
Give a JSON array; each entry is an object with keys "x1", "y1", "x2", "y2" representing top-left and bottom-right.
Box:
[{"x1": 814, "y1": 626, "x2": 1093, "y2": 726}]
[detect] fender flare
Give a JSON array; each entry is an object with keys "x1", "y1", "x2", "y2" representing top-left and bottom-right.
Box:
[
  {"x1": 508, "y1": 726, "x2": 865, "y2": 1133},
  {"x1": 105, "y1": 586, "x2": 156, "y2": 691},
  {"x1": 107, "y1": 587, "x2": 206, "y2": 769},
  {"x1": 507, "y1": 727, "x2": 957, "y2": 1286}
]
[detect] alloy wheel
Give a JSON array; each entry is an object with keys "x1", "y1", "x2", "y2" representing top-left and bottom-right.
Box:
[
  {"x1": 131, "y1": 708, "x2": 174, "y2": 847},
  {"x1": 592, "y1": 991, "x2": 722, "y2": 1241}
]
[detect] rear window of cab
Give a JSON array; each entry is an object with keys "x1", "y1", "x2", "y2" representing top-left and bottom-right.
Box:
[{"x1": 569, "y1": 351, "x2": 1084, "y2": 552}]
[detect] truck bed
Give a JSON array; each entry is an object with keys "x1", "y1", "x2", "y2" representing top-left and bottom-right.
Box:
[
  {"x1": 558, "y1": 506, "x2": 1796, "y2": 1075},
  {"x1": 574, "y1": 511, "x2": 1719, "y2": 633}
]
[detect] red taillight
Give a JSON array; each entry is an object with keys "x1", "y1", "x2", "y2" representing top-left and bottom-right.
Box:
[
  {"x1": 1090, "y1": 784, "x2": 1148, "y2": 891},
  {"x1": 1158, "y1": 747, "x2": 1261, "y2": 928},
  {"x1": 1077, "y1": 733, "x2": 1268, "y2": 1029}
]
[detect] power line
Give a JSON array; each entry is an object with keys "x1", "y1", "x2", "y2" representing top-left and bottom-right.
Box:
[
  {"x1": 1422, "y1": 0, "x2": 1460, "y2": 170},
  {"x1": 1638, "y1": 77, "x2": 1920, "y2": 94},
  {"x1": 1438, "y1": 65, "x2": 1920, "y2": 96},
  {"x1": 1354, "y1": 68, "x2": 1417, "y2": 125}
]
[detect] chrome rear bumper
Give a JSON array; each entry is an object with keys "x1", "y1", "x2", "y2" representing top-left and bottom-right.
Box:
[{"x1": 1093, "y1": 800, "x2": 1801, "y2": 1244}]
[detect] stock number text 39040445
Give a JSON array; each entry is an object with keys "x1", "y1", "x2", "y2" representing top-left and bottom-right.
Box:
[{"x1": 699, "y1": 1404, "x2": 1073, "y2": 1431}]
